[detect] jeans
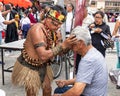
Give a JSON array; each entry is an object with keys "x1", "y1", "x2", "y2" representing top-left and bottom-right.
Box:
[{"x1": 54, "y1": 86, "x2": 84, "y2": 96}]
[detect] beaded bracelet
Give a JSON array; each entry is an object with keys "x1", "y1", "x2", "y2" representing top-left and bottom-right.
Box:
[{"x1": 51, "y1": 45, "x2": 63, "y2": 56}]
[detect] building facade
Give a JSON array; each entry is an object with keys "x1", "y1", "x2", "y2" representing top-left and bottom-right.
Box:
[
  {"x1": 89, "y1": 0, "x2": 120, "y2": 12},
  {"x1": 37, "y1": 0, "x2": 120, "y2": 12}
]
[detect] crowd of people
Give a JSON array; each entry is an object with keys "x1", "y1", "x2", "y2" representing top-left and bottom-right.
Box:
[
  {"x1": 0, "y1": 1, "x2": 120, "y2": 96},
  {"x1": 106, "y1": 12, "x2": 120, "y2": 22}
]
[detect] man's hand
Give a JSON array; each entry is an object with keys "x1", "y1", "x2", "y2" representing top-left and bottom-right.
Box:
[
  {"x1": 62, "y1": 35, "x2": 78, "y2": 50},
  {"x1": 89, "y1": 24, "x2": 95, "y2": 29},
  {"x1": 94, "y1": 28, "x2": 102, "y2": 33},
  {"x1": 56, "y1": 80, "x2": 67, "y2": 88}
]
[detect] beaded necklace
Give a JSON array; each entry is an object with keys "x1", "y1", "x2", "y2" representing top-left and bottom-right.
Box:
[
  {"x1": 21, "y1": 21, "x2": 58, "y2": 67},
  {"x1": 42, "y1": 22, "x2": 58, "y2": 49}
]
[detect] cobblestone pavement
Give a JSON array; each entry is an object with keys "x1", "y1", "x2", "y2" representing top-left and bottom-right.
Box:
[{"x1": 0, "y1": 50, "x2": 120, "y2": 96}]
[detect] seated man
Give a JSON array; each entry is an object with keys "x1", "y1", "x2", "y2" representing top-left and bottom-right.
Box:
[{"x1": 53, "y1": 26, "x2": 108, "y2": 96}]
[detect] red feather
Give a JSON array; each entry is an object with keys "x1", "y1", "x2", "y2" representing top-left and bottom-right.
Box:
[{"x1": 55, "y1": 11, "x2": 60, "y2": 19}]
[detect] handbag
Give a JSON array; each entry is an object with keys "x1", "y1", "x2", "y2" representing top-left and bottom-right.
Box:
[
  {"x1": 101, "y1": 38, "x2": 114, "y2": 48},
  {"x1": 100, "y1": 33, "x2": 114, "y2": 48}
]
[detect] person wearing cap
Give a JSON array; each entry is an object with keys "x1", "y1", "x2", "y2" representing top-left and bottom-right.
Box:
[
  {"x1": 11, "y1": 5, "x2": 77, "y2": 96},
  {"x1": 53, "y1": 26, "x2": 108, "y2": 96}
]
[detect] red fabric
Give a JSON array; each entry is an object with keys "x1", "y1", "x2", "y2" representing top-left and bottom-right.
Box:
[
  {"x1": 28, "y1": 13, "x2": 37, "y2": 23},
  {"x1": 2, "y1": 31, "x2": 5, "y2": 39},
  {"x1": 0, "y1": 0, "x2": 3, "y2": 2},
  {"x1": 3, "y1": 0, "x2": 32, "y2": 8},
  {"x1": 74, "y1": 0, "x2": 86, "y2": 27},
  {"x1": 18, "y1": 0, "x2": 32, "y2": 8}
]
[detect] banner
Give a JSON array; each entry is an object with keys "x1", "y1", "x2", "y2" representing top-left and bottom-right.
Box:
[{"x1": 74, "y1": 0, "x2": 86, "y2": 27}]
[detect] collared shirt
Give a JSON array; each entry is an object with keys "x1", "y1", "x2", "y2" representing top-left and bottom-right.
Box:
[
  {"x1": 20, "y1": 17, "x2": 31, "y2": 30},
  {"x1": 66, "y1": 11, "x2": 74, "y2": 33}
]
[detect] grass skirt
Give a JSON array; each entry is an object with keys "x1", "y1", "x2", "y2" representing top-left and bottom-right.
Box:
[{"x1": 12, "y1": 60, "x2": 53, "y2": 95}]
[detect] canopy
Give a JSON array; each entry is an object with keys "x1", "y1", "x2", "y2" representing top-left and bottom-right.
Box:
[
  {"x1": 0, "y1": 0, "x2": 32, "y2": 8},
  {"x1": 18, "y1": 0, "x2": 32, "y2": 8}
]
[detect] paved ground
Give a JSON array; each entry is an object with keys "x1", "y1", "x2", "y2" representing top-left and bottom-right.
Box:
[{"x1": 0, "y1": 49, "x2": 120, "y2": 96}]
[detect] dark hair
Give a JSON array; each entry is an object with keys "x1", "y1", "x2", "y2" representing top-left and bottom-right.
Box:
[
  {"x1": 67, "y1": 3, "x2": 74, "y2": 10},
  {"x1": 24, "y1": 10, "x2": 29, "y2": 16},
  {"x1": 9, "y1": 3, "x2": 13, "y2": 7},
  {"x1": 5, "y1": 4, "x2": 11, "y2": 11},
  {"x1": 94, "y1": 11, "x2": 104, "y2": 18}
]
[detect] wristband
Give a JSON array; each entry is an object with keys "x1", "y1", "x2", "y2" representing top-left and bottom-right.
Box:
[{"x1": 51, "y1": 45, "x2": 63, "y2": 56}]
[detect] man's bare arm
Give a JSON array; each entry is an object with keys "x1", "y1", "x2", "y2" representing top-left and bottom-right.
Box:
[
  {"x1": 2, "y1": 10, "x2": 10, "y2": 16},
  {"x1": 112, "y1": 20, "x2": 120, "y2": 36}
]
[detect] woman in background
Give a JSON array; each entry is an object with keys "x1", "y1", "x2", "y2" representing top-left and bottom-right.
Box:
[{"x1": 89, "y1": 11, "x2": 111, "y2": 57}]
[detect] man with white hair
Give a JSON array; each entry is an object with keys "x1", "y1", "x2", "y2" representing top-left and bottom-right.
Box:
[{"x1": 53, "y1": 26, "x2": 108, "y2": 96}]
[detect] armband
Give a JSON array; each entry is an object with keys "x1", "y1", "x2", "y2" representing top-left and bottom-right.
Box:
[
  {"x1": 51, "y1": 45, "x2": 63, "y2": 56},
  {"x1": 34, "y1": 42, "x2": 47, "y2": 49}
]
